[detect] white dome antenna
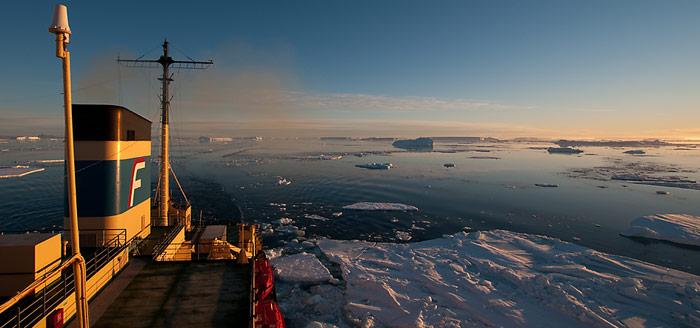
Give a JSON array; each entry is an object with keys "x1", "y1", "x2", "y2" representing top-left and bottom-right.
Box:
[{"x1": 49, "y1": 4, "x2": 71, "y2": 42}]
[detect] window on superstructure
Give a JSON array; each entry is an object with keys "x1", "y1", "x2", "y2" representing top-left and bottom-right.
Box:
[{"x1": 127, "y1": 130, "x2": 136, "y2": 141}]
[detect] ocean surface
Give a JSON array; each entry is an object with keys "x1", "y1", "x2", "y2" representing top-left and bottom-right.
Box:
[{"x1": 1, "y1": 137, "x2": 700, "y2": 274}]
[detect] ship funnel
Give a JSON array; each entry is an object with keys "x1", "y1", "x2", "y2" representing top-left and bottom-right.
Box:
[
  {"x1": 49, "y1": 4, "x2": 71, "y2": 37},
  {"x1": 69, "y1": 104, "x2": 153, "y2": 246}
]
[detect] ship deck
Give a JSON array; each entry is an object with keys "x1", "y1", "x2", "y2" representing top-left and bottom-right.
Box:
[{"x1": 92, "y1": 259, "x2": 250, "y2": 328}]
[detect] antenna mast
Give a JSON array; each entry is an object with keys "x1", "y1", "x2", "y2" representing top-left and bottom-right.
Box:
[{"x1": 118, "y1": 40, "x2": 212, "y2": 226}]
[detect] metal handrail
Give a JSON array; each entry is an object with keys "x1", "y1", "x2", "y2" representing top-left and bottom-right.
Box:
[
  {"x1": 0, "y1": 229, "x2": 127, "y2": 328},
  {"x1": 152, "y1": 224, "x2": 184, "y2": 261}
]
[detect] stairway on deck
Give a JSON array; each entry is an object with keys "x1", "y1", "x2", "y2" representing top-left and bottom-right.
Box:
[{"x1": 171, "y1": 241, "x2": 192, "y2": 261}]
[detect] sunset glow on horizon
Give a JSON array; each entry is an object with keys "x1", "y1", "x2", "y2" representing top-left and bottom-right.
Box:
[{"x1": 1, "y1": 1, "x2": 699, "y2": 140}]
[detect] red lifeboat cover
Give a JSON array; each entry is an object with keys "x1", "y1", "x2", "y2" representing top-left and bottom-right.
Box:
[
  {"x1": 255, "y1": 258, "x2": 275, "y2": 301},
  {"x1": 255, "y1": 299, "x2": 285, "y2": 328}
]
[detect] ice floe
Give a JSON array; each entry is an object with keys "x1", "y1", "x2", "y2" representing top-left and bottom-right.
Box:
[
  {"x1": 276, "y1": 225, "x2": 305, "y2": 237},
  {"x1": 0, "y1": 166, "x2": 45, "y2": 179},
  {"x1": 275, "y1": 230, "x2": 700, "y2": 327},
  {"x1": 271, "y1": 252, "x2": 333, "y2": 284},
  {"x1": 394, "y1": 230, "x2": 412, "y2": 241},
  {"x1": 343, "y1": 202, "x2": 419, "y2": 211},
  {"x1": 468, "y1": 156, "x2": 500, "y2": 160},
  {"x1": 304, "y1": 214, "x2": 330, "y2": 221},
  {"x1": 319, "y1": 154, "x2": 343, "y2": 160},
  {"x1": 622, "y1": 214, "x2": 700, "y2": 247},
  {"x1": 355, "y1": 163, "x2": 393, "y2": 170},
  {"x1": 273, "y1": 217, "x2": 294, "y2": 225}
]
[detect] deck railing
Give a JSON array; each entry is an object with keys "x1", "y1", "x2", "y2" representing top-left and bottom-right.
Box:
[
  {"x1": 0, "y1": 229, "x2": 127, "y2": 328},
  {"x1": 152, "y1": 224, "x2": 184, "y2": 261}
]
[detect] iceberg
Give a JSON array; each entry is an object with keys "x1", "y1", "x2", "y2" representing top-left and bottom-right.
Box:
[
  {"x1": 392, "y1": 137, "x2": 434, "y2": 150},
  {"x1": 621, "y1": 214, "x2": 700, "y2": 247},
  {"x1": 342, "y1": 202, "x2": 419, "y2": 211},
  {"x1": 312, "y1": 230, "x2": 700, "y2": 327}
]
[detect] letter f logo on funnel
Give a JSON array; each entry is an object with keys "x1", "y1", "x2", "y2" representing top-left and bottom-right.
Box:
[{"x1": 129, "y1": 158, "x2": 146, "y2": 208}]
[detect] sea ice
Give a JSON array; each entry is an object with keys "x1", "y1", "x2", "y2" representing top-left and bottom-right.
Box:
[
  {"x1": 0, "y1": 166, "x2": 45, "y2": 179},
  {"x1": 319, "y1": 154, "x2": 343, "y2": 160},
  {"x1": 271, "y1": 252, "x2": 333, "y2": 284},
  {"x1": 314, "y1": 230, "x2": 700, "y2": 327},
  {"x1": 567, "y1": 159, "x2": 700, "y2": 190},
  {"x1": 621, "y1": 214, "x2": 700, "y2": 247},
  {"x1": 343, "y1": 202, "x2": 419, "y2": 211}
]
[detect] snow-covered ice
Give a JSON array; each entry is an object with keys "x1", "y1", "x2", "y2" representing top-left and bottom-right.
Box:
[
  {"x1": 622, "y1": 214, "x2": 700, "y2": 247},
  {"x1": 271, "y1": 252, "x2": 333, "y2": 284},
  {"x1": 343, "y1": 202, "x2": 419, "y2": 211},
  {"x1": 283, "y1": 230, "x2": 700, "y2": 327}
]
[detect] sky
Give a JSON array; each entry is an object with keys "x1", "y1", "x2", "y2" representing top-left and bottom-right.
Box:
[{"x1": 1, "y1": 0, "x2": 699, "y2": 139}]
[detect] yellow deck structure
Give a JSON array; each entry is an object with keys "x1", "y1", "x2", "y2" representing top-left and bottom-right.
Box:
[{"x1": 0, "y1": 234, "x2": 61, "y2": 298}]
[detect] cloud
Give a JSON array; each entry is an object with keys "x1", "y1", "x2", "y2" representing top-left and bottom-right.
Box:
[
  {"x1": 564, "y1": 107, "x2": 618, "y2": 113},
  {"x1": 175, "y1": 118, "x2": 556, "y2": 139},
  {"x1": 175, "y1": 68, "x2": 528, "y2": 122},
  {"x1": 273, "y1": 92, "x2": 531, "y2": 112}
]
